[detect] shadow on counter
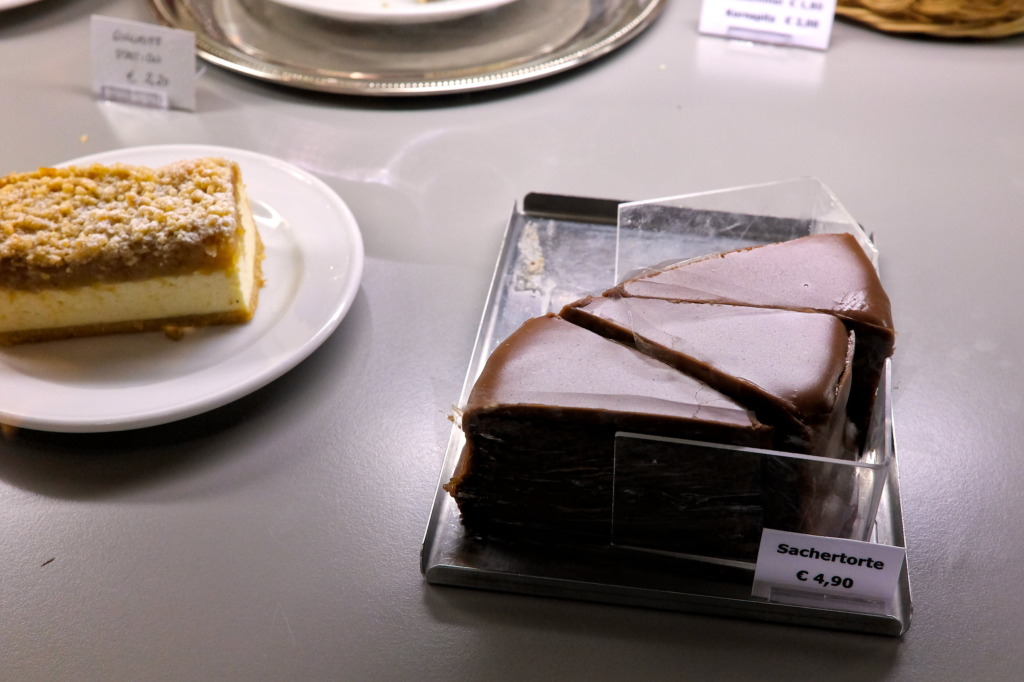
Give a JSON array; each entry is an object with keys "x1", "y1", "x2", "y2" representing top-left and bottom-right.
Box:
[
  {"x1": 0, "y1": 288, "x2": 370, "y2": 501},
  {"x1": 422, "y1": 578, "x2": 905, "y2": 676}
]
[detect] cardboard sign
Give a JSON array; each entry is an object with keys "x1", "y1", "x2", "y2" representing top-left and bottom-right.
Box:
[
  {"x1": 91, "y1": 16, "x2": 197, "y2": 111},
  {"x1": 699, "y1": 0, "x2": 838, "y2": 50},
  {"x1": 753, "y1": 529, "x2": 907, "y2": 612}
]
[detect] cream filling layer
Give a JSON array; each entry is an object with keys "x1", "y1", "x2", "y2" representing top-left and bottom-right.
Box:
[{"x1": 0, "y1": 193, "x2": 259, "y2": 334}]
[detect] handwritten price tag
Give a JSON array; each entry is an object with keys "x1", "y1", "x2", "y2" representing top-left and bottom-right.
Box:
[
  {"x1": 699, "y1": 0, "x2": 838, "y2": 50},
  {"x1": 90, "y1": 16, "x2": 197, "y2": 111},
  {"x1": 752, "y1": 529, "x2": 906, "y2": 612}
]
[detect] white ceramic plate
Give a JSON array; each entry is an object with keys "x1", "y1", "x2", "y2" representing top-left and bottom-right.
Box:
[
  {"x1": 0, "y1": 144, "x2": 364, "y2": 433},
  {"x1": 266, "y1": 0, "x2": 521, "y2": 24},
  {"x1": 0, "y1": 0, "x2": 47, "y2": 10}
]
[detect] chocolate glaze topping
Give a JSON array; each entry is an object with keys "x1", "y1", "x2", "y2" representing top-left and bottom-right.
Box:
[
  {"x1": 466, "y1": 314, "x2": 762, "y2": 429},
  {"x1": 561, "y1": 296, "x2": 855, "y2": 456},
  {"x1": 609, "y1": 232, "x2": 892, "y2": 332}
]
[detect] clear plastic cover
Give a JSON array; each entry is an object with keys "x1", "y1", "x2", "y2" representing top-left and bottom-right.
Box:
[
  {"x1": 612, "y1": 362, "x2": 892, "y2": 565},
  {"x1": 614, "y1": 177, "x2": 878, "y2": 283},
  {"x1": 606, "y1": 178, "x2": 890, "y2": 564}
]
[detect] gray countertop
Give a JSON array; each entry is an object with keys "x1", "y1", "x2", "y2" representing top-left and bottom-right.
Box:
[{"x1": 2, "y1": 1, "x2": 1023, "y2": 679}]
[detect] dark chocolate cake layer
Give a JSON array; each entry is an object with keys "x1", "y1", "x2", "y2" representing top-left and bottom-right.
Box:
[{"x1": 446, "y1": 315, "x2": 774, "y2": 552}]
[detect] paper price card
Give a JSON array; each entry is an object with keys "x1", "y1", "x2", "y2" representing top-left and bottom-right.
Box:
[
  {"x1": 91, "y1": 16, "x2": 197, "y2": 111},
  {"x1": 752, "y1": 529, "x2": 906, "y2": 613},
  {"x1": 699, "y1": 0, "x2": 838, "y2": 50}
]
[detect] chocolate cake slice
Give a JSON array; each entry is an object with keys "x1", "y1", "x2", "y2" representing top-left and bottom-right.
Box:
[
  {"x1": 560, "y1": 296, "x2": 856, "y2": 460},
  {"x1": 446, "y1": 233, "x2": 895, "y2": 560},
  {"x1": 445, "y1": 314, "x2": 774, "y2": 548},
  {"x1": 608, "y1": 233, "x2": 894, "y2": 438}
]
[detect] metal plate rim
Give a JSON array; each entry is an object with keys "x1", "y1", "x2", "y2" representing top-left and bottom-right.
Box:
[{"x1": 148, "y1": 0, "x2": 667, "y2": 97}]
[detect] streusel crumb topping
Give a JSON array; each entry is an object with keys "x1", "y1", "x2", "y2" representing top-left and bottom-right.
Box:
[{"x1": 0, "y1": 157, "x2": 243, "y2": 289}]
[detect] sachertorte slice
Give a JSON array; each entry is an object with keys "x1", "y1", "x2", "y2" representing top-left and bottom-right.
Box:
[
  {"x1": 560, "y1": 295, "x2": 856, "y2": 459},
  {"x1": 445, "y1": 314, "x2": 773, "y2": 546},
  {"x1": 0, "y1": 158, "x2": 263, "y2": 345},
  {"x1": 607, "y1": 232, "x2": 894, "y2": 438}
]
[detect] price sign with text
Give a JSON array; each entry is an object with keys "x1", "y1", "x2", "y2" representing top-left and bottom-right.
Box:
[
  {"x1": 90, "y1": 16, "x2": 197, "y2": 111},
  {"x1": 752, "y1": 529, "x2": 906, "y2": 611},
  {"x1": 699, "y1": 0, "x2": 838, "y2": 50}
]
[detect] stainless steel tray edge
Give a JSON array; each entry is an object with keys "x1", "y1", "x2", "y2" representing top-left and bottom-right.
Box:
[{"x1": 419, "y1": 200, "x2": 524, "y2": 576}]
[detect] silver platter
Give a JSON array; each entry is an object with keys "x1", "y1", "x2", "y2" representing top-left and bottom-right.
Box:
[{"x1": 148, "y1": 0, "x2": 666, "y2": 96}]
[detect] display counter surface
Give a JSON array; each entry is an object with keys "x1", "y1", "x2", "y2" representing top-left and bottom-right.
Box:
[{"x1": 2, "y1": 1, "x2": 1023, "y2": 679}]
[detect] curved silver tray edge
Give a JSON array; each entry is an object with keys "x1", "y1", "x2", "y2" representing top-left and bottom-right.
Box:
[{"x1": 148, "y1": 0, "x2": 667, "y2": 96}]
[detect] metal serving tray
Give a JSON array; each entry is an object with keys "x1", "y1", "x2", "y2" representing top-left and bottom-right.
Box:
[
  {"x1": 421, "y1": 191, "x2": 912, "y2": 636},
  {"x1": 149, "y1": 0, "x2": 665, "y2": 96}
]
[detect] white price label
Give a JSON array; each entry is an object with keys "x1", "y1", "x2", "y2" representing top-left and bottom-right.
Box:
[
  {"x1": 90, "y1": 16, "x2": 197, "y2": 111},
  {"x1": 698, "y1": 0, "x2": 838, "y2": 50},
  {"x1": 752, "y1": 529, "x2": 906, "y2": 611}
]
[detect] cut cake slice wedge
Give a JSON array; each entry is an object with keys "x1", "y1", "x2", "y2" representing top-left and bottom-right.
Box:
[
  {"x1": 607, "y1": 232, "x2": 894, "y2": 439},
  {"x1": 560, "y1": 295, "x2": 856, "y2": 460}
]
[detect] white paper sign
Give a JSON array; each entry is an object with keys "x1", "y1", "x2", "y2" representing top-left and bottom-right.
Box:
[
  {"x1": 699, "y1": 0, "x2": 838, "y2": 51},
  {"x1": 752, "y1": 529, "x2": 906, "y2": 611},
  {"x1": 90, "y1": 16, "x2": 197, "y2": 111}
]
